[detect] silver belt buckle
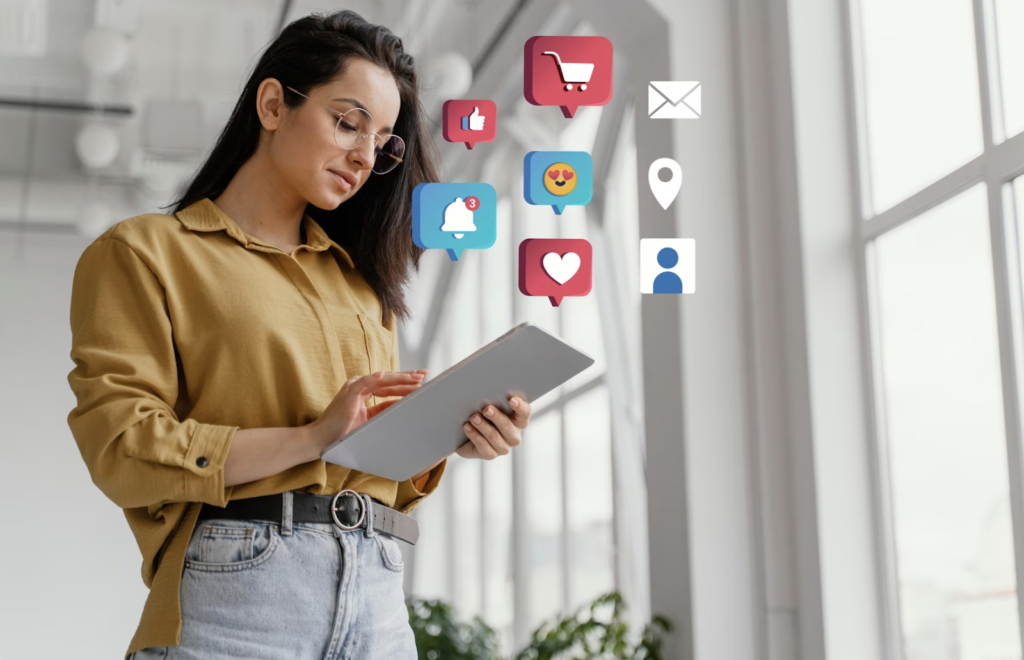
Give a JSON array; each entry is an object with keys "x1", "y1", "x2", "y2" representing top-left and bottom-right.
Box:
[{"x1": 330, "y1": 489, "x2": 366, "y2": 531}]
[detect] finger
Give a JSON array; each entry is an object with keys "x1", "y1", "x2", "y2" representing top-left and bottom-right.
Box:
[
  {"x1": 350, "y1": 372, "x2": 420, "y2": 394},
  {"x1": 333, "y1": 372, "x2": 382, "y2": 419},
  {"x1": 463, "y1": 422, "x2": 500, "y2": 460},
  {"x1": 376, "y1": 372, "x2": 425, "y2": 383},
  {"x1": 370, "y1": 384, "x2": 423, "y2": 396},
  {"x1": 366, "y1": 399, "x2": 399, "y2": 418},
  {"x1": 482, "y1": 404, "x2": 521, "y2": 447},
  {"x1": 455, "y1": 439, "x2": 478, "y2": 459},
  {"x1": 469, "y1": 413, "x2": 510, "y2": 456},
  {"x1": 344, "y1": 372, "x2": 412, "y2": 411},
  {"x1": 508, "y1": 396, "x2": 532, "y2": 429},
  {"x1": 341, "y1": 371, "x2": 385, "y2": 404}
]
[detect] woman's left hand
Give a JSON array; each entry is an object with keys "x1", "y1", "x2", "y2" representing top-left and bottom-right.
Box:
[{"x1": 457, "y1": 395, "x2": 532, "y2": 460}]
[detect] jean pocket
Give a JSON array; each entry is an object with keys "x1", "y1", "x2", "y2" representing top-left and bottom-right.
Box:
[
  {"x1": 184, "y1": 520, "x2": 279, "y2": 573},
  {"x1": 374, "y1": 534, "x2": 405, "y2": 572}
]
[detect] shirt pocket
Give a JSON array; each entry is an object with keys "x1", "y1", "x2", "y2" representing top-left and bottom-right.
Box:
[
  {"x1": 357, "y1": 313, "x2": 395, "y2": 375},
  {"x1": 333, "y1": 312, "x2": 390, "y2": 374},
  {"x1": 357, "y1": 314, "x2": 395, "y2": 408}
]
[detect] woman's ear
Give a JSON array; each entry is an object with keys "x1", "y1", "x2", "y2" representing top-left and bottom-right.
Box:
[{"x1": 255, "y1": 78, "x2": 287, "y2": 131}]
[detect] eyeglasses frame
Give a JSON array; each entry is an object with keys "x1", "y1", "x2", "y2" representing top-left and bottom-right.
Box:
[{"x1": 284, "y1": 85, "x2": 405, "y2": 174}]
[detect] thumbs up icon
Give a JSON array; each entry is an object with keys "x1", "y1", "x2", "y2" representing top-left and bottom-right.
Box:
[
  {"x1": 461, "y1": 106, "x2": 486, "y2": 131},
  {"x1": 442, "y1": 100, "x2": 497, "y2": 150}
]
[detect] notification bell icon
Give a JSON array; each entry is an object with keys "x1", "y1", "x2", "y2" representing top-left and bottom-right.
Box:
[{"x1": 440, "y1": 197, "x2": 478, "y2": 239}]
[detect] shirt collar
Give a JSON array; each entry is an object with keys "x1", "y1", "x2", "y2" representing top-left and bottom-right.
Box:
[{"x1": 175, "y1": 198, "x2": 355, "y2": 268}]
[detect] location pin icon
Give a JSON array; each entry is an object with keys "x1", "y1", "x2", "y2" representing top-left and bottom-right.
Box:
[{"x1": 649, "y1": 158, "x2": 683, "y2": 210}]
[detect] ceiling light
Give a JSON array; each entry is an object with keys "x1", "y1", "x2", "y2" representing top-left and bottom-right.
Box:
[
  {"x1": 75, "y1": 123, "x2": 120, "y2": 169},
  {"x1": 81, "y1": 27, "x2": 130, "y2": 75}
]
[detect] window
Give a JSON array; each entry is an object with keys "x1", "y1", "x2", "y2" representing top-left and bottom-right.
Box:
[
  {"x1": 850, "y1": 0, "x2": 1024, "y2": 658},
  {"x1": 565, "y1": 385, "x2": 615, "y2": 606},
  {"x1": 524, "y1": 410, "x2": 565, "y2": 632},
  {"x1": 872, "y1": 185, "x2": 1018, "y2": 660},
  {"x1": 857, "y1": 0, "x2": 983, "y2": 214}
]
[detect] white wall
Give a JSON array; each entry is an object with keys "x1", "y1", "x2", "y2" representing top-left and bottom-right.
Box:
[
  {"x1": 644, "y1": 0, "x2": 762, "y2": 658},
  {"x1": 0, "y1": 234, "x2": 149, "y2": 659}
]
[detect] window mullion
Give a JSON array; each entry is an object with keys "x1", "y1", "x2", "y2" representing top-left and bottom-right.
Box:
[
  {"x1": 975, "y1": 0, "x2": 1005, "y2": 146},
  {"x1": 973, "y1": 0, "x2": 1024, "y2": 647}
]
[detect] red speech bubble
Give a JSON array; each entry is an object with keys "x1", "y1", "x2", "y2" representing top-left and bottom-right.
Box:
[
  {"x1": 442, "y1": 99, "x2": 497, "y2": 149},
  {"x1": 524, "y1": 36, "x2": 613, "y2": 118},
  {"x1": 518, "y1": 238, "x2": 593, "y2": 306}
]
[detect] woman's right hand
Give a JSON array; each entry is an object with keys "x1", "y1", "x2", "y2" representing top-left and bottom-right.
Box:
[{"x1": 305, "y1": 369, "x2": 428, "y2": 456}]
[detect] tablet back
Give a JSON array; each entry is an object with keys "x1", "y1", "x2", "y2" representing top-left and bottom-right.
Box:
[{"x1": 320, "y1": 322, "x2": 595, "y2": 481}]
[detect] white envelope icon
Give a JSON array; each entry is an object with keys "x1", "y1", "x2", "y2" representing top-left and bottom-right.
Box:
[{"x1": 648, "y1": 81, "x2": 701, "y2": 119}]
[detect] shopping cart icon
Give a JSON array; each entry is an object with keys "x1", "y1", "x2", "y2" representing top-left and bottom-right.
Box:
[
  {"x1": 524, "y1": 36, "x2": 612, "y2": 117},
  {"x1": 542, "y1": 51, "x2": 594, "y2": 91}
]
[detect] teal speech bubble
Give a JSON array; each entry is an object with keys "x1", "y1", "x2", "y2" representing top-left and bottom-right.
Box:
[
  {"x1": 523, "y1": 151, "x2": 593, "y2": 215},
  {"x1": 413, "y1": 182, "x2": 497, "y2": 261}
]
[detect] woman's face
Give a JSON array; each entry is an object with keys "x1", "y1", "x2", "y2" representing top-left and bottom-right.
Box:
[{"x1": 264, "y1": 58, "x2": 402, "y2": 210}]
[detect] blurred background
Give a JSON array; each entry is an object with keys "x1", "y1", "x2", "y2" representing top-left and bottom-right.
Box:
[{"x1": 1, "y1": 0, "x2": 1023, "y2": 659}]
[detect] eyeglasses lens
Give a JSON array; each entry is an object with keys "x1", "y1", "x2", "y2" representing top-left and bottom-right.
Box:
[
  {"x1": 332, "y1": 107, "x2": 405, "y2": 174},
  {"x1": 333, "y1": 107, "x2": 373, "y2": 151},
  {"x1": 372, "y1": 136, "x2": 406, "y2": 174}
]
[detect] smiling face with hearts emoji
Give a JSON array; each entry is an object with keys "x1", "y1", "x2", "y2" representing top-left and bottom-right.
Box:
[
  {"x1": 543, "y1": 163, "x2": 578, "y2": 196},
  {"x1": 523, "y1": 151, "x2": 592, "y2": 214}
]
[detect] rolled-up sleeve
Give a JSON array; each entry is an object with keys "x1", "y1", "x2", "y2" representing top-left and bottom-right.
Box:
[
  {"x1": 67, "y1": 236, "x2": 237, "y2": 510},
  {"x1": 394, "y1": 458, "x2": 447, "y2": 514}
]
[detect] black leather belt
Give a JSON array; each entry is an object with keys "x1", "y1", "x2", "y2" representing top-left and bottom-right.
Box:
[{"x1": 197, "y1": 489, "x2": 419, "y2": 545}]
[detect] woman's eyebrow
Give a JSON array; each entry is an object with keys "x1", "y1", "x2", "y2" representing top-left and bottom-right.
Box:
[{"x1": 331, "y1": 97, "x2": 394, "y2": 134}]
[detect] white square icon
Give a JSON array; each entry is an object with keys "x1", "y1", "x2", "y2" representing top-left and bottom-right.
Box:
[{"x1": 640, "y1": 239, "x2": 695, "y2": 294}]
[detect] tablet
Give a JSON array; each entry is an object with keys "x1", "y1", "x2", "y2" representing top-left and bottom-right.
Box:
[{"x1": 320, "y1": 322, "x2": 595, "y2": 481}]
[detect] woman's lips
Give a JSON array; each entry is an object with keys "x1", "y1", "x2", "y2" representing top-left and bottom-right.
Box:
[{"x1": 329, "y1": 170, "x2": 355, "y2": 193}]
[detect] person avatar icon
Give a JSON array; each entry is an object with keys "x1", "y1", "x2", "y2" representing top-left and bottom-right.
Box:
[
  {"x1": 639, "y1": 238, "x2": 694, "y2": 294},
  {"x1": 652, "y1": 247, "x2": 683, "y2": 294}
]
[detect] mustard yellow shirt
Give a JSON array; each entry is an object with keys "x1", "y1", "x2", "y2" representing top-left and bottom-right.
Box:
[{"x1": 66, "y1": 198, "x2": 446, "y2": 658}]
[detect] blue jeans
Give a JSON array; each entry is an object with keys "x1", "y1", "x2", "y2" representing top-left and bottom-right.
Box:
[{"x1": 129, "y1": 493, "x2": 417, "y2": 660}]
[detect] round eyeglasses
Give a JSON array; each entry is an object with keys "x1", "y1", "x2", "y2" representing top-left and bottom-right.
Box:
[{"x1": 286, "y1": 86, "x2": 406, "y2": 175}]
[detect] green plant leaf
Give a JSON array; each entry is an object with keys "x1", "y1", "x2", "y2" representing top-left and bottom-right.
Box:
[{"x1": 406, "y1": 591, "x2": 671, "y2": 660}]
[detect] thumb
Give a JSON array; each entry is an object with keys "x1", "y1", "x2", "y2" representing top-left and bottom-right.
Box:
[
  {"x1": 471, "y1": 106, "x2": 480, "y2": 117},
  {"x1": 367, "y1": 399, "x2": 399, "y2": 418}
]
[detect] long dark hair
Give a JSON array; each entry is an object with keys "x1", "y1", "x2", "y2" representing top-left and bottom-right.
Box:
[{"x1": 171, "y1": 10, "x2": 440, "y2": 324}]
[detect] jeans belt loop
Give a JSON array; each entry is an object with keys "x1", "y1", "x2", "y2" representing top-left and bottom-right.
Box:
[
  {"x1": 361, "y1": 493, "x2": 377, "y2": 538},
  {"x1": 281, "y1": 491, "x2": 294, "y2": 536}
]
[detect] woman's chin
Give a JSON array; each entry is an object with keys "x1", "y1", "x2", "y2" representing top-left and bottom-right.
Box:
[{"x1": 309, "y1": 189, "x2": 350, "y2": 210}]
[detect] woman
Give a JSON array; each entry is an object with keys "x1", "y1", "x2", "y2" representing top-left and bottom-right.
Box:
[{"x1": 66, "y1": 10, "x2": 531, "y2": 660}]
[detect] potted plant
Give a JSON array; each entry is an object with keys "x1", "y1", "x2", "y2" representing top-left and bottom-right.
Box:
[{"x1": 407, "y1": 591, "x2": 671, "y2": 660}]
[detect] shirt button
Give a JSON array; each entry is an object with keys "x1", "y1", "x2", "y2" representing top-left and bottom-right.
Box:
[{"x1": 196, "y1": 457, "x2": 209, "y2": 468}]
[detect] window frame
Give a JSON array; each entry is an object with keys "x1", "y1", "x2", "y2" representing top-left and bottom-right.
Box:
[{"x1": 845, "y1": 0, "x2": 1024, "y2": 655}]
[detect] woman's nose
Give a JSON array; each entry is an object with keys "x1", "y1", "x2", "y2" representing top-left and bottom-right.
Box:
[{"x1": 347, "y1": 138, "x2": 376, "y2": 172}]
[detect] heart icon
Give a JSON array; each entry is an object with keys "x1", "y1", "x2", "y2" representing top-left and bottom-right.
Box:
[
  {"x1": 541, "y1": 252, "x2": 581, "y2": 285},
  {"x1": 562, "y1": 170, "x2": 574, "y2": 180},
  {"x1": 548, "y1": 169, "x2": 560, "y2": 180}
]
